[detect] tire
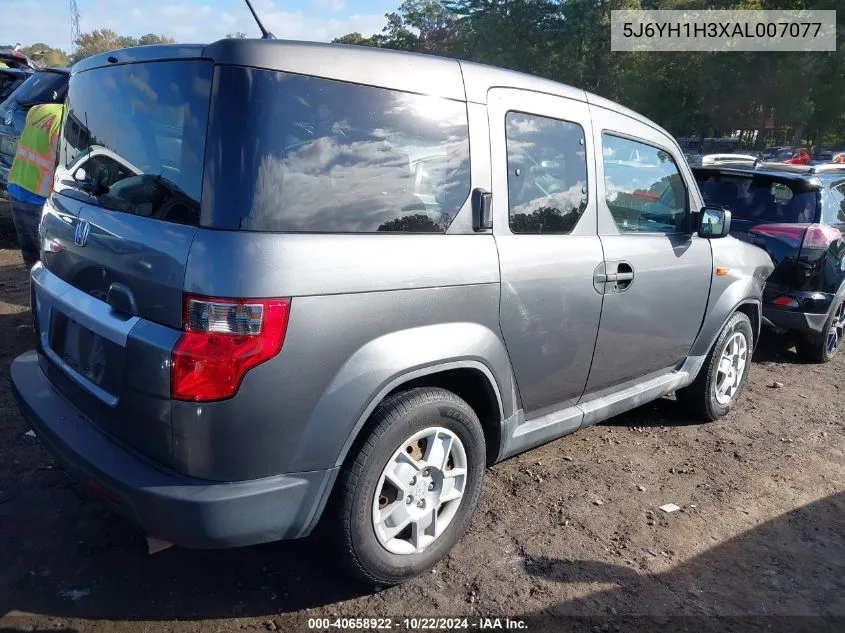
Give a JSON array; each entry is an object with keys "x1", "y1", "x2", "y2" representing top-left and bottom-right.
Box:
[
  {"x1": 677, "y1": 311, "x2": 754, "y2": 422},
  {"x1": 796, "y1": 296, "x2": 845, "y2": 363},
  {"x1": 335, "y1": 387, "x2": 486, "y2": 585}
]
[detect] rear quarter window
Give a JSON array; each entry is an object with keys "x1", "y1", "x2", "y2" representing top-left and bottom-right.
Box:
[{"x1": 203, "y1": 67, "x2": 471, "y2": 233}]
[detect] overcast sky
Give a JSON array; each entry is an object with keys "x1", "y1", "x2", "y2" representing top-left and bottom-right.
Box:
[{"x1": 0, "y1": 0, "x2": 392, "y2": 51}]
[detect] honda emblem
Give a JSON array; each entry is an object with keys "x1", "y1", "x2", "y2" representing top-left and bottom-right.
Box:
[{"x1": 74, "y1": 220, "x2": 91, "y2": 247}]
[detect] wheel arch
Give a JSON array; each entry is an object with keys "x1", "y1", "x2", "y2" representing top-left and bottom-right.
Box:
[
  {"x1": 337, "y1": 360, "x2": 505, "y2": 470},
  {"x1": 735, "y1": 301, "x2": 760, "y2": 350},
  {"x1": 691, "y1": 278, "x2": 762, "y2": 359},
  {"x1": 298, "y1": 359, "x2": 507, "y2": 538}
]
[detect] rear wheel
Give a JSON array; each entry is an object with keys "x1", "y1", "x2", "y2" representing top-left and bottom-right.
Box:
[
  {"x1": 796, "y1": 296, "x2": 845, "y2": 363},
  {"x1": 335, "y1": 387, "x2": 486, "y2": 585},
  {"x1": 677, "y1": 311, "x2": 753, "y2": 421}
]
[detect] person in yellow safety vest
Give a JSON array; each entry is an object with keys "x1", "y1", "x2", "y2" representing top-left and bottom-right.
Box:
[{"x1": 8, "y1": 102, "x2": 65, "y2": 269}]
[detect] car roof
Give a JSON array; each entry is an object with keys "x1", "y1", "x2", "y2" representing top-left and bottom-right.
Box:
[{"x1": 71, "y1": 39, "x2": 673, "y2": 140}]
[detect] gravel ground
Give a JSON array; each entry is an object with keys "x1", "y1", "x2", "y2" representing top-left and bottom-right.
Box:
[{"x1": 0, "y1": 201, "x2": 843, "y2": 633}]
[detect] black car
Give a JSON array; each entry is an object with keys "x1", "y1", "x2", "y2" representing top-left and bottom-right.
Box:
[
  {"x1": 693, "y1": 163, "x2": 845, "y2": 361},
  {"x1": 0, "y1": 67, "x2": 69, "y2": 195}
]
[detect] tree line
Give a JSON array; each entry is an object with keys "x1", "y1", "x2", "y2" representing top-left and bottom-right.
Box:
[
  {"x1": 333, "y1": 0, "x2": 845, "y2": 150},
  {"x1": 10, "y1": 29, "x2": 176, "y2": 69}
]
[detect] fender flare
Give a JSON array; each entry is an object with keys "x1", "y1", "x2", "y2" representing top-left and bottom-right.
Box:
[{"x1": 333, "y1": 359, "x2": 505, "y2": 469}]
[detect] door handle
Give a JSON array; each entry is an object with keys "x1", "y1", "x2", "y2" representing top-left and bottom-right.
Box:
[
  {"x1": 595, "y1": 262, "x2": 635, "y2": 294},
  {"x1": 614, "y1": 262, "x2": 635, "y2": 291}
]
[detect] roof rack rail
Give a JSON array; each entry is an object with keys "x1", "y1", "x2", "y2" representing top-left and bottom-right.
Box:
[{"x1": 808, "y1": 164, "x2": 845, "y2": 174}]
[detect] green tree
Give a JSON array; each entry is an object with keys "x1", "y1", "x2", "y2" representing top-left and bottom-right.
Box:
[
  {"x1": 71, "y1": 30, "x2": 176, "y2": 63},
  {"x1": 332, "y1": 32, "x2": 383, "y2": 46},
  {"x1": 332, "y1": 0, "x2": 845, "y2": 149},
  {"x1": 71, "y1": 29, "x2": 122, "y2": 62},
  {"x1": 225, "y1": 31, "x2": 249, "y2": 39},
  {"x1": 22, "y1": 43, "x2": 70, "y2": 67}
]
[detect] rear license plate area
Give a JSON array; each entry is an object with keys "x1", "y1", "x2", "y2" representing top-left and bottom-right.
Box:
[{"x1": 49, "y1": 312, "x2": 124, "y2": 394}]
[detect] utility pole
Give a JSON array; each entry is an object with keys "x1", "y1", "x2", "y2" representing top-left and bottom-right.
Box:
[{"x1": 70, "y1": 0, "x2": 81, "y2": 55}]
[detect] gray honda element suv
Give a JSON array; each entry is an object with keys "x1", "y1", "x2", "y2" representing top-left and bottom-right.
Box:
[{"x1": 11, "y1": 39, "x2": 773, "y2": 585}]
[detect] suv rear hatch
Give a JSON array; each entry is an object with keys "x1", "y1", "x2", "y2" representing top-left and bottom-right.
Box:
[
  {"x1": 693, "y1": 169, "x2": 821, "y2": 288},
  {"x1": 36, "y1": 58, "x2": 212, "y2": 469}
]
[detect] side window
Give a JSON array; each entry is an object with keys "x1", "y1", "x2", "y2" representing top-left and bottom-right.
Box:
[
  {"x1": 505, "y1": 112, "x2": 587, "y2": 234},
  {"x1": 602, "y1": 133, "x2": 688, "y2": 234},
  {"x1": 824, "y1": 183, "x2": 845, "y2": 225}
]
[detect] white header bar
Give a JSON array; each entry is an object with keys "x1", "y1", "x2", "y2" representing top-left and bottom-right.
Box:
[{"x1": 611, "y1": 10, "x2": 837, "y2": 52}]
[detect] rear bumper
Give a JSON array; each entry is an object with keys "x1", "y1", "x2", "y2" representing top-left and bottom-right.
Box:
[
  {"x1": 762, "y1": 306, "x2": 828, "y2": 335},
  {"x1": 11, "y1": 350, "x2": 336, "y2": 549}
]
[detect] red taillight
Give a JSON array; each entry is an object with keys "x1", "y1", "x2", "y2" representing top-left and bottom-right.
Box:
[
  {"x1": 771, "y1": 296, "x2": 799, "y2": 308},
  {"x1": 749, "y1": 223, "x2": 840, "y2": 250},
  {"x1": 802, "y1": 224, "x2": 841, "y2": 248},
  {"x1": 171, "y1": 295, "x2": 290, "y2": 402},
  {"x1": 748, "y1": 224, "x2": 807, "y2": 247}
]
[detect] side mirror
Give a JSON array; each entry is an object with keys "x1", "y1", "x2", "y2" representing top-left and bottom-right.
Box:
[
  {"x1": 471, "y1": 188, "x2": 492, "y2": 231},
  {"x1": 698, "y1": 206, "x2": 731, "y2": 239},
  {"x1": 74, "y1": 167, "x2": 87, "y2": 182}
]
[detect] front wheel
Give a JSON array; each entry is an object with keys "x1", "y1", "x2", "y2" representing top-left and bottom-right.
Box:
[
  {"x1": 677, "y1": 311, "x2": 753, "y2": 421},
  {"x1": 335, "y1": 387, "x2": 486, "y2": 585}
]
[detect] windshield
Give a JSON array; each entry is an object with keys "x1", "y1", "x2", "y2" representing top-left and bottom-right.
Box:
[
  {"x1": 8, "y1": 71, "x2": 66, "y2": 105},
  {"x1": 695, "y1": 172, "x2": 819, "y2": 224},
  {"x1": 56, "y1": 60, "x2": 212, "y2": 226}
]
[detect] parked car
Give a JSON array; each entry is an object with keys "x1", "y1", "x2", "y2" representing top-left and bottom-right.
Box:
[
  {"x1": 810, "y1": 149, "x2": 845, "y2": 166},
  {"x1": 694, "y1": 163, "x2": 845, "y2": 361},
  {"x1": 0, "y1": 46, "x2": 39, "y2": 71},
  {"x1": 700, "y1": 153, "x2": 761, "y2": 167},
  {"x1": 760, "y1": 146, "x2": 812, "y2": 165},
  {"x1": 0, "y1": 48, "x2": 36, "y2": 104},
  {"x1": 0, "y1": 67, "x2": 69, "y2": 196},
  {"x1": 11, "y1": 40, "x2": 773, "y2": 585}
]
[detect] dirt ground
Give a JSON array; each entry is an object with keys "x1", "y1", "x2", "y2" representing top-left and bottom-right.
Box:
[{"x1": 0, "y1": 200, "x2": 843, "y2": 633}]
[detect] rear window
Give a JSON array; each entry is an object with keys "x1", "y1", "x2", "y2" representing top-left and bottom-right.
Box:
[
  {"x1": 203, "y1": 67, "x2": 471, "y2": 233},
  {"x1": 56, "y1": 60, "x2": 212, "y2": 226},
  {"x1": 694, "y1": 170, "x2": 819, "y2": 223},
  {"x1": 8, "y1": 71, "x2": 66, "y2": 105}
]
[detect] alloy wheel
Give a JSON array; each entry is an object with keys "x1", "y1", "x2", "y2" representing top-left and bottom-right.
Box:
[
  {"x1": 714, "y1": 331, "x2": 748, "y2": 405},
  {"x1": 826, "y1": 300, "x2": 845, "y2": 355},
  {"x1": 372, "y1": 427, "x2": 468, "y2": 555}
]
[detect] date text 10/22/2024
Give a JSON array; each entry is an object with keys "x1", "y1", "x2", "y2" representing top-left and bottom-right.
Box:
[{"x1": 306, "y1": 618, "x2": 529, "y2": 630}]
